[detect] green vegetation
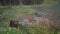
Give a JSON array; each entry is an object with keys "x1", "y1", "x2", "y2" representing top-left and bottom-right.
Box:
[
  {"x1": 0, "y1": 5, "x2": 60, "y2": 34},
  {"x1": 44, "y1": 0, "x2": 59, "y2": 5}
]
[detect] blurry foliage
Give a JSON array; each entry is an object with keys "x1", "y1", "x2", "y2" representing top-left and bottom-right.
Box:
[
  {"x1": 0, "y1": 1, "x2": 60, "y2": 33},
  {"x1": 0, "y1": 0, "x2": 44, "y2": 5},
  {"x1": 44, "y1": 0, "x2": 59, "y2": 5},
  {"x1": 0, "y1": 0, "x2": 60, "y2": 5}
]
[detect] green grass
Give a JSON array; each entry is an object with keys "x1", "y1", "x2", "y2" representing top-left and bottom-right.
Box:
[
  {"x1": 0, "y1": 5, "x2": 60, "y2": 34},
  {"x1": 0, "y1": 5, "x2": 36, "y2": 34}
]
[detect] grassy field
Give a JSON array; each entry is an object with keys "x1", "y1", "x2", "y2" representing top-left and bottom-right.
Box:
[
  {"x1": 0, "y1": 5, "x2": 60, "y2": 34},
  {"x1": 0, "y1": 5, "x2": 36, "y2": 34}
]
